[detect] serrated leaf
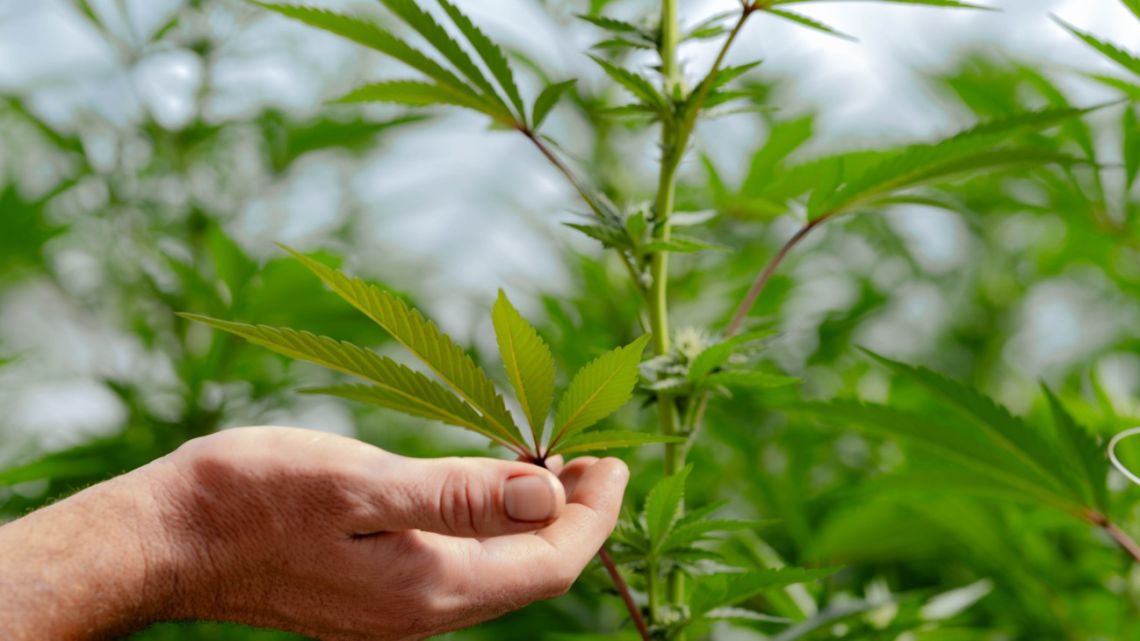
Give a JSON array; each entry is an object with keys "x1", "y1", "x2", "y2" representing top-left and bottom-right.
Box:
[
  {"x1": 492, "y1": 290, "x2": 556, "y2": 446},
  {"x1": 249, "y1": 3, "x2": 496, "y2": 114},
  {"x1": 532, "y1": 79, "x2": 576, "y2": 129},
  {"x1": 1054, "y1": 15, "x2": 1140, "y2": 79},
  {"x1": 301, "y1": 383, "x2": 518, "y2": 446},
  {"x1": 1124, "y1": 0, "x2": 1140, "y2": 21},
  {"x1": 1043, "y1": 386, "x2": 1108, "y2": 512},
  {"x1": 645, "y1": 464, "x2": 692, "y2": 547},
  {"x1": 283, "y1": 248, "x2": 524, "y2": 446},
  {"x1": 810, "y1": 107, "x2": 1096, "y2": 218},
  {"x1": 1124, "y1": 106, "x2": 1140, "y2": 190},
  {"x1": 741, "y1": 116, "x2": 815, "y2": 196},
  {"x1": 864, "y1": 350, "x2": 1079, "y2": 504},
  {"x1": 688, "y1": 330, "x2": 775, "y2": 382},
  {"x1": 377, "y1": 0, "x2": 507, "y2": 113},
  {"x1": 640, "y1": 234, "x2": 728, "y2": 254},
  {"x1": 703, "y1": 371, "x2": 800, "y2": 390},
  {"x1": 690, "y1": 567, "x2": 839, "y2": 617},
  {"x1": 178, "y1": 316, "x2": 522, "y2": 451},
  {"x1": 787, "y1": 399, "x2": 1082, "y2": 511},
  {"x1": 764, "y1": 9, "x2": 857, "y2": 42},
  {"x1": 710, "y1": 61, "x2": 763, "y2": 91},
  {"x1": 564, "y1": 221, "x2": 633, "y2": 250},
  {"x1": 550, "y1": 335, "x2": 650, "y2": 445},
  {"x1": 663, "y1": 518, "x2": 773, "y2": 552},
  {"x1": 684, "y1": 11, "x2": 736, "y2": 41},
  {"x1": 550, "y1": 430, "x2": 685, "y2": 455},
  {"x1": 589, "y1": 55, "x2": 666, "y2": 111},
  {"x1": 576, "y1": 13, "x2": 643, "y2": 34},
  {"x1": 436, "y1": 0, "x2": 527, "y2": 122},
  {"x1": 337, "y1": 80, "x2": 497, "y2": 115}
]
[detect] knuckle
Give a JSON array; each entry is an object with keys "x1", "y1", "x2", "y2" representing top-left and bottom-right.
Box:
[{"x1": 438, "y1": 464, "x2": 487, "y2": 535}]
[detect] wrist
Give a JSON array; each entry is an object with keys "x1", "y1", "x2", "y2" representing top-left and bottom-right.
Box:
[{"x1": 0, "y1": 461, "x2": 188, "y2": 640}]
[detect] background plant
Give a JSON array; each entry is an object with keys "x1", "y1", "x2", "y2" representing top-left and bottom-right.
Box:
[{"x1": 4, "y1": 0, "x2": 1140, "y2": 639}]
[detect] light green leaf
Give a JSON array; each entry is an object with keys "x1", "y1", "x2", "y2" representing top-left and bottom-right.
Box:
[
  {"x1": 249, "y1": 3, "x2": 492, "y2": 110},
  {"x1": 178, "y1": 316, "x2": 521, "y2": 451},
  {"x1": 710, "y1": 61, "x2": 763, "y2": 91},
  {"x1": 690, "y1": 568, "x2": 839, "y2": 618},
  {"x1": 588, "y1": 55, "x2": 666, "y2": 111},
  {"x1": 532, "y1": 80, "x2": 577, "y2": 129},
  {"x1": 550, "y1": 430, "x2": 685, "y2": 455},
  {"x1": 864, "y1": 350, "x2": 1078, "y2": 503},
  {"x1": 336, "y1": 80, "x2": 498, "y2": 116},
  {"x1": 645, "y1": 464, "x2": 692, "y2": 547},
  {"x1": 576, "y1": 13, "x2": 643, "y2": 34},
  {"x1": 1124, "y1": 0, "x2": 1140, "y2": 21},
  {"x1": 1054, "y1": 15, "x2": 1140, "y2": 79},
  {"x1": 301, "y1": 384, "x2": 516, "y2": 448},
  {"x1": 640, "y1": 234, "x2": 728, "y2": 254},
  {"x1": 763, "y1": 9, "x2": 856, "y2": 42},
  {"x1": 492, "y1": 290, "x2": 556, "y2": 447},
  {"x1": 436, "y1": 0, "x2": 527, "y2": 122},
  {"x1": 1124, "y1": 106, "x2": 1140, "y2": 190},
  {"x1": 377, "y1": 0, "x2": 506, "y2": 112},
  {"x1": 550, "y1": 335, "x2": 650, "y2": 445},
  {"x1": 284, "y1": 248, "x2": 524, "y2": 446},
  {"x1": 701, "y1": 608, "x2": 792, "y2": 625},
  {"x1": 688, "y1": 330, "x2": 775, "y2": 382},
  {"x1": 663, "y1": 518, "x2": 773, "y2": 552},
  {"x1": 1043, "y1": 386, "x2": 1108, "y2": 512},
  {"x1": 810, "y1": 107, "x2": 1096, "y2": 218},
  {"x1": 787, "y1": 399, "x2": 1081, "y2": 511},
  {"x1": 703, "y1": 371, "x2": 800, "y2": 390}
]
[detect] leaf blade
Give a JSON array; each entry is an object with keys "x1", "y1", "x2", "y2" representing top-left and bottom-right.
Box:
[
  {"x1": 550, "y1": 335, "x2": 650, "y2": 445},
  {"x1": 284, "y1": 249, "x2": 525, "y2": 448},
  {"x1": 492, "y1": 290, "x2": 556, "y2": 448}
]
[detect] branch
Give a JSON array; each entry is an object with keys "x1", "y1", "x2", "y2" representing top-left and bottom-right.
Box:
[
  {"x1": 599, "y1": 546, "x2": 653, "y2": 641},
  {"x1": 520, "y1": 129, "x2": 649, "y2": 298},
  {"x1": 683, "y1": 216, "x2": 829, "y2": 458}
]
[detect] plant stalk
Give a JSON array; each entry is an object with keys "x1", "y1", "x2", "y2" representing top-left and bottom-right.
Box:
[{"x1": 599, "y1": 546, "x2": 653, "y2": 641}]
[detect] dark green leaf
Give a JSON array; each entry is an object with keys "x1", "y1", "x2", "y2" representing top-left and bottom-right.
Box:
[{"x1": 532, "y1": 80, "x2": 577, "y2": 129}]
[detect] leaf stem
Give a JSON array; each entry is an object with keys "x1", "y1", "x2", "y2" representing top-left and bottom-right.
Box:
[
  {"x1": 683, "y1": 216, "x2": 828, "y2": 459},
  {"x1": 521, "y1": 128, "x2": 649, "y2": 299},
  {"x1": 599, "y1": 546, "x2": 653, "y2": 641},
  {"x1": 1087, "y1": 512, "x2": 1140, "y2": 563},
  {"x1": 1105, "y1": 521, "x2": 1140, "y2": 563}
]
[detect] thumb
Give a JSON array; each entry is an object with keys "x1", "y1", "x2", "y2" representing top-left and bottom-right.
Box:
[{"x1": 359, "y1": 456, "x2": 567, "y2": 538}]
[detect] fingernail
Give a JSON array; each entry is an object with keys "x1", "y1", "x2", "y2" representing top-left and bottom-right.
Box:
[{"x1": 505, "y1": 475, "x2": 558, "y2": 522}]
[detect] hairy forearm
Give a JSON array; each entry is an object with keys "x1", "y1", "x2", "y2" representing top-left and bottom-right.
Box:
[{"x1": 0, "y1": 464, "x2": 180, "y2": 640}]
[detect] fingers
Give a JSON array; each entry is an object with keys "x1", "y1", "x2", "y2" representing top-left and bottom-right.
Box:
[
  {"x1": 472, "y1": 457, "x2": 629, "y2": 600},
  {"x1": 556, "y1": 456, "x2": 598, "y2": 498},
  {"x1": 348, "y1": 456, "x2": 567, "y2": 538}
]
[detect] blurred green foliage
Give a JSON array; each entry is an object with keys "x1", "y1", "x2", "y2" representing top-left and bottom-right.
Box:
[{"x1": 4, "y1": 0, "x2": 1140, "y2": 640}]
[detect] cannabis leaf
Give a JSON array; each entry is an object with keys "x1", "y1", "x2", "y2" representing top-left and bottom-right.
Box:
[
  {"x1": 806, "y1": 106, "x2": 1096, "y2": 219},
  {"x1": 549, "y1": 335, "x2": 651, "y2": 449},
  {"x1": 553, "y1": 430, "x2": 685, "y2": 455},
  {"x1": 183, "y1": 249, "x2": 670, "y2": 461},
  {"x1": 532, "y1": 80, "x2": 577, "y2": 129},
  {"x1": 589, "y1": 55, "x2": 668, "y2": 114},
  {"x1": 284, "y1": 248, "x2": 525, "y2": 445},
  {"x1": 644, "y1": 464, "x2": 692, "y2": 546},
  {"x1": 1054, "y1": 15, "x2": 1140, "y2": 79},
  {"x1": 252, "y1": 1, "x2": 529, "y2": 126},
  {"x1": 176, "y1": 317, "x2": 523, "y2": 451},
  {"x1": 788, "y1": 350, "x2": 1109, "y2": 516},
  {"x1": 492, "y1": 290, "x2": 556, "y2": 447},
  {"x1": 688, "y1": 568, "x2": 839, "y2": 620}
]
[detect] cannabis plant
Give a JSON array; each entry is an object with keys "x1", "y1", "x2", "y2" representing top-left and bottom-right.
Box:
[{"x1": 176, "y1": 0, "x2": 1137, "y2": 638}]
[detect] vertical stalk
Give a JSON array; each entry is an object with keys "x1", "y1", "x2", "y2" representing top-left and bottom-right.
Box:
[{"x1": 651, "y1": 0, "x2": 687, "y2": 622}]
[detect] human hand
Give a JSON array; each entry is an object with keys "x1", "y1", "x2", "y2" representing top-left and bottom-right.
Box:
[{"x1": 0, "y1": 426, "x2": 630, "y2": 641}]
